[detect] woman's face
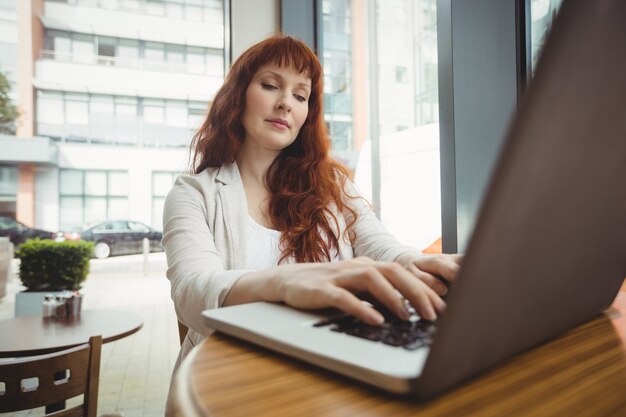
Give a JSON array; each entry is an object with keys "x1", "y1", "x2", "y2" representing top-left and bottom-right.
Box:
[{"x1": 241, "y1": 63, "x2": 311, "y2": 155}]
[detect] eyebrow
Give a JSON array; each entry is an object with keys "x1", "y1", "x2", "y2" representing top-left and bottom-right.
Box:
[{"x1": 258, "y1": 71, "x2": 311, "y2": 90}]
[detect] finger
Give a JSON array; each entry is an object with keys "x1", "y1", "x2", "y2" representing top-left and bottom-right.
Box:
[
  {"x1": 335, "y1": 265, "x2": 411, "y2": 321},
  {"x1": 418, "y1": 255, "x2": 462, "y2": 284},
  {"x1": 406, "y1": 264, "x2": 448, "y2": 296},
  {"x1": 322, "y1": 286, "x2": 385, "y2": 325},
  {"x1": 378, "y1": 263, "x2": 439, "y2": 321}
]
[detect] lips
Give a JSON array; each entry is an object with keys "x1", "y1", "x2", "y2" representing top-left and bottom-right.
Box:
[{"x1": 266, "y1": 118, "x2": 290, "y2": 128}]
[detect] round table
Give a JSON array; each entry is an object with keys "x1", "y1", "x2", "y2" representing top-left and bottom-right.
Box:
[
  {"x1": 172, "y1": 291, "x2": 626, "y2": 417},
  {"x1": 0, "y1": 309, "x2": 144, "y2": 357}
]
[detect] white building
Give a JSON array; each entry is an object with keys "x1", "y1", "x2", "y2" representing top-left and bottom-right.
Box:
[{"x1": 1, "y1": 0, "x2": 226, "y2": 232}]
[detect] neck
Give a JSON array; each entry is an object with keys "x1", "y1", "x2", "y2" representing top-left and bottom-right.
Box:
[{"x1": 235, "y1": 145, "x2": 279, "y2": 189}]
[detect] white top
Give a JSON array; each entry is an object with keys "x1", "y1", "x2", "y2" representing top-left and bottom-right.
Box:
[{"x1": 245, "y1": 216, "x2": 284, "y2": 269}]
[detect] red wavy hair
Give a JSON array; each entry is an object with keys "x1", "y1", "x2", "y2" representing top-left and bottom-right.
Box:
[{"x1": 189, "y1": 34, "x2": 358, "y2": 263}]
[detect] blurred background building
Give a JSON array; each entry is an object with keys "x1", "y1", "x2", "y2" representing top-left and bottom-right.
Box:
[
  {"x1": 0, "y1": 0, "x2": 562, "y2": 250},
  {"x1": 0, "y1": 0, "x2": 225, "y2": 232}
]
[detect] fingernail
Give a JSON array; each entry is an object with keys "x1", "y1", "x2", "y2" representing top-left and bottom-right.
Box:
[
  {"x1": 425, "y1": 306, "x2": 437, "y2": 321},
  {"x1": 368, "y1": 311, "x2": 384, "y2": 325},
  {"x1": 433, "y1": 282, "x2": 447, "y2": 295}
]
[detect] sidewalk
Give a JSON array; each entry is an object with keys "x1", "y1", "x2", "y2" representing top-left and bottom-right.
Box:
[{"x1": 0, "y1": 253, "x2": 179, "y2": 417}]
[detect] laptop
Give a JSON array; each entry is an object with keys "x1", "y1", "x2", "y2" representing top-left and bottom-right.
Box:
[{"x1": 203, "y1": 0, "x2": 626, "y2": 400}]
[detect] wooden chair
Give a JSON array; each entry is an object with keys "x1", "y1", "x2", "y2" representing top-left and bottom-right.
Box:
[
  {"x1": 0, "y1": 335, "x2": 102, "y2": 417},
  {"x1": 178, "y1": 320, "x2": 189, "y2": 346}
]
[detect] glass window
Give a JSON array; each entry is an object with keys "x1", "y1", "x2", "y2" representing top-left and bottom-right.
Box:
[
  {"x1": 100, "y1": 0, "x2": 119, "y2": 9},
  {"x1": 0, "y1": 166, "x2": 18, "y2": 196},
  {"x1": 84, "y1": 197, "x2": 107, "y2": 223},
  {"x1": 144, "y1": 42, "x2": 165, "y2": 62},
  {"x1": 72, "y1": 34, "x2": 95, "y2": 64},
  {"x1": 37, "y1": 92, "x2": 64, "y2": 125},
  {"x1": 108, "y1": 171, "x2": 129, "y2": 196},
  {"x1": 66, "y1": 100, "x2": 89, "y2": 125},
  {"x1": 143, "y1": 103, "x2": 165, "y2": 124},
  {"x1": 91, "y1": 96, "x2": 114, "y2": 115},
  {"x1": 128, "y1": 221, "x2": 150, "y2": 232},
  {"x1": 116, "y1": 102, "x2": 137, "y2": 116},
  {"x1": 321, "y1": 0, "x2": 442, "y2": 251},
  {"x1": 166, "y1": 2, "x2": 184, "y2": 18},
  {"x1": 53, "y1": 33, "x2": 72, "y2": 55},
  {"x1": 0, "y1": 0, "x2": 17, "y2": 10},
  {"x1": 118, "y1": 39, "x2": 139, "y2": 61},
  {"x1": 85, "y1": 171, "x2": 107, "y2": 196},
  {"x1": 97, "y1": 36, "x2": 116, "y2": 58},
  {"x1": 59, "y1": 169, "x2": 129, "y2": 229},
  {"x1": 188, "y1": 109, "x2": 204, "y2": 130},
  {"x1": 185, "y1": 5, "x2": 202, "y2": 21},
  {"x1": 121, "y1": 0, "x2": 141, "y2": 11},
  {"x1": 206, "y1": 52, "x2": 224, "y2": 77},
  {"x1": 147, "y1": 0, "x2": 166, "y2": 15},
  {"x1": 60, "y1": 170, "x2": 83, "y2": 195},
  {"x1": 166, "y1": 44, "x2": 185, "y2": 64},
  {"x1": 530, "y1": 0, "x2": 563, "y2": 73},
  {"x1": 165, "y1": 102, "x2": 187, "y2": 127},
  {"x1": 187, "y1": 47, "x2": 206, "y2": 74}
]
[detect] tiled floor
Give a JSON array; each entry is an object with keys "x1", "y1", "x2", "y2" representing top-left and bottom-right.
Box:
[{"x1": 0, "y1": 253, "x2": 180, "y2": 417}]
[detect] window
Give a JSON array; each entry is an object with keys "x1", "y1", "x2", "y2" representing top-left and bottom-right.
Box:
[
  {"x1": 151, "y1": 171, "x2": 178, "y2": 230},
  {"x1": 144, "y1": 42, "x2": 165, "y2": 62},
  {"x1": 165, "y1": 102, "x2": 187, "y2": 127},
  {"x1": 36, "y1": 90, "x2": 205, "y2": 147},
  {"x1": 321, "y1": 0, "x2": 441, "y2": 251},
  {"x1": 530, "y1": 0, "x2": 563, "y2": 73},
  {"x1": 97, "y1": 37, "x2": 116, "y2": 57},
  {"x1": 37, "y1": 92, "x2": 64, "y2": 125},
  {"x1": 59, "y1": 170, "x2": 129, "y2": 231},
  {"x1": 0, "y1": 166, "x2": 18, "y2": 219},
  {"x1": 66, "y1": 99, "x2": 89, "y2": 125}
]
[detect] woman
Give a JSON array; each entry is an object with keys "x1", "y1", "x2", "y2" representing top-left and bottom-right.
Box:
[{"x1": 162, "y1": 34, "x2": 461, "y2": 365}]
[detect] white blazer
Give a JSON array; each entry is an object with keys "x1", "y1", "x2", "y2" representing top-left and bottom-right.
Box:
[{"x1": 162, "y1": 161, "x2": 421, "y2": 362}]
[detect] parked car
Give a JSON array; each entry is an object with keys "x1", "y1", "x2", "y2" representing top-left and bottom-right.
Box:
[
  {"x1": 64, "y1": 220, "x2": 163, "y2": 259},
  {"x1": 0, "y1": 216, "x2": 57, "y2": 247}
]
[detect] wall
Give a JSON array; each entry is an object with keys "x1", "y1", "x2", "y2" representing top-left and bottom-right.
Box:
[{"x1": 230, "y1": 0, "x2": 279, "y2": 60}]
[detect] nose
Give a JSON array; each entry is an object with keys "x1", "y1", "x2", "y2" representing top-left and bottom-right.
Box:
[{"x1": 276, "y1": 95, "x2": 292, "y2": 112}]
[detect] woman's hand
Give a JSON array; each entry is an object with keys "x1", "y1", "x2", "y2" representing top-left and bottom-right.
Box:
[
  {"x1": 226, "y1": 257, "x2": 446, "y2": 326},
  {"x1": 396, "y1": 253, "x2": 463, "y2": 296}
]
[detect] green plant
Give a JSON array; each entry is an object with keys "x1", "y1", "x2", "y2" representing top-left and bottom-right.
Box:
[
  {"x1": 15, "y1": 239, "x2": 94, "y2": 291},
  {"x1": 0, "y1": 70, "x2": 18, "y2": 135}
]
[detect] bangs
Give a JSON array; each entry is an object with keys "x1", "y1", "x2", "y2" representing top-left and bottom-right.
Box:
[{"x1": 256, "y1": 37, "x2": 321, "y2": 80}]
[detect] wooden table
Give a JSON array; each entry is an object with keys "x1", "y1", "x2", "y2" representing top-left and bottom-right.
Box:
[
  {"x1": 173, "y1": 290, "x2": 626, "y2": 417},
  {"x1": 0, "y1": 309, "x2": 143, "y2": 358}
]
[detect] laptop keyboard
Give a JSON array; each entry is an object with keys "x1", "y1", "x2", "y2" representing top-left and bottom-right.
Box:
[{"x1": 313, "y1": 303, "x2": 436, "y2": 350}]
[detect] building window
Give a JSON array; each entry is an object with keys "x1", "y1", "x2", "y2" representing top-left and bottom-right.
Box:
[
  {"x1": 530, "y1": 0, "x2": 563, "y2": 74},
  {"x1": 151, "y1": 171, "x2": 177, "y2": 230},
  {"x1": 320, "y1": 0, "x2": 442, "y2": 251},
  {"x1": 42, "y1": 31, "x2": 224, "y2": 76},
  {"x1": 36, "y1": 91, "x2": 206, "y2": 146},
  {"x1": 59, "y1": 169, "x2": 129, "y2": 231},
  {"x1": 0, "y1": 165, "x2": 18, "y2": 218}
]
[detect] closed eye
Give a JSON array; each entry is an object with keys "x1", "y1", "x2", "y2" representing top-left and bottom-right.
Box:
[{"x1": 261, "y1": 83, "x2": 278, "y2": 90}]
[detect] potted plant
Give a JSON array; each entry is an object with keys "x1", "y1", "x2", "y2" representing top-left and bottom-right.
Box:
[{"x1": 14, "y1": 239, "x2": 94, "y2": 316}]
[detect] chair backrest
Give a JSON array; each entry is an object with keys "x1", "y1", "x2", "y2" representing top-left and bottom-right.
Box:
[
  {"x1": 178, "y1": 320, "x2": 189, "y2": 346},
  {"x1": 0, "y1": 335, "x2": 102, "y2": 417}
]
